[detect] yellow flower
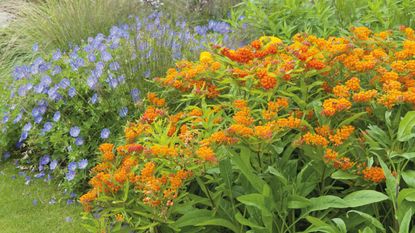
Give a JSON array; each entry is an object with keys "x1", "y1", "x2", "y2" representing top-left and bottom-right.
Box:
[{"x1": 199, "y1": 51, "x2": 213, "y2": 64}]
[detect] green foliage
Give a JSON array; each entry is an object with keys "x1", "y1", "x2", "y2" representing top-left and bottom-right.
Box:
[{"x1": 228, "y1": 0, "x2": 415, "y2": 41}]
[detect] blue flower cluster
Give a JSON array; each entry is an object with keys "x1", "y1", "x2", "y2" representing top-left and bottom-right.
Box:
[{"x1": 0, "y1": 12, "x2": 235, "y2": 191}]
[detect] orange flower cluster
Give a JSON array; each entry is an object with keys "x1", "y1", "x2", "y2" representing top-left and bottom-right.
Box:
[
  {"x1": 147, "y1": 92, "x2": 166, "y2": 107},
  {"x1": 362, "y1": 167, "x2": 386, "y2": 183},
  {"x1": 322, "y1": 98, "x2": 352, "y2": 116},
  {"x1": 82, "y1": 27, "x2": 415, "y2": 219}
]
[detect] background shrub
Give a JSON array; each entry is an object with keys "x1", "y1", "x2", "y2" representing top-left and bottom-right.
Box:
[{"x1": 228, "y1": 0, "x2": 415, "y2": 41}]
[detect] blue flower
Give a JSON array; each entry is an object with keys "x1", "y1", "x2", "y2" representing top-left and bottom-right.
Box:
[
  {"x1": 68, "y1": 162, "x2": 77, "y2": 171},
  {"x1": 109, "y1": 62, "x2": 120, "y2": 71},
  {"x1": 34, "y1": 116, "x2": 43, "y2": 124},
  {"x1": 25, "y1": 175, "x2": 31, "y2": 185},
  {"x1": 32, "y1": 107, "x2": 40, "y2": 118},
  {"x1": 131, "y1": 88, "x2": 140, "y2": 102},
  {"x1": 39, "y1": 105, "x2": 47, "y2": 115},
  {"x1": 43, "y1": 122, "x2": 53, "y2": 132},
  {"x1": 69, "y1": 126, "x2": 80, "y2": 137},
  {"x1": 107, "y1": 76, "x2": 119, "y2": 89},
  {"x1": 91, "y1": 93, "x2": 98, "y2": 104},
  {"x1": 32, "y1": 43, "x2": 39, "y2": 52},
  {"x1": 65, "y1": 217, "x2": 73, "y2": 222},
  {"x1": 52, "y1": 49, "x2": 62, "y2": 61},
  {"x1": 19, "y1": 131, "x2": 28, "y2": 142},
  {"x1": 75, "y1": 137, "x2": 84, "y2": 146},
  {"x1": 87, "y1": 76, "x2": 98, "y2": 89},
  {"x1": 3, "y1": 152, "x2": 11, "y2": 160},
  {"x1": 78, "y1": 159, "x2": 88, "y2": 169},
  {"x1": 144, "y1": 70, "x2": 151, "y2": 79},
  {"x1": 40, "y1": 155, "x2": 50, "y2": 165},
  {"x1": 53, "y1": 111, "x2": 61, "y2": 122},
  {"x1": 66, "y1": 171, "x2": 76, "y2": 181},
  {"x1": 101, "y1": 50, "x2": 112, "y2": 62},
  {"x1": 34, "y1": 84, "x2": 44, "y2": 93},
  {"x1": 34, "y1": 172, "x2": 45, "y2": 178},
  {"x1": 88, "y1": 53, "x2": 96, "y2": 62},
  {"x1": 68, "y1": 87, "x2": 76, "y2": 98},
  {"x1": 41, "y1": 75, "x2": 52, "y2": 86},
  {"x1": 66, "y1": 199, "x2": 74, "y2": 205},
  {"x1": 23, "y1": 122, "x2": 32, "y2": 132},
  {"x1": 100, "y1": 128, "x2": 110, "y2": 139},
  {"x1": 59, "y1": 78, "x2": 70, "y2": 89},
  {"x1": 118, "y1": 75, "x2": 125, "y2": 84},
  {"x1": 50, "y1": 160, "x2": 58, "y2": 170},
  {"x1": 13, "y1": 113, "x2": 22, "y2": 124},
  {"x1": 52, "y1": 65, "x2": 62, "y2": 75},
  {"x1": 119, "y1": 107, "x2": 128, "y2": 118},
  {"x1": 32, "y1": 199, "x2": 38, "y2": 206},
  {"x1": 2, "y1": 114, "x2": 9, "y2": 124}
]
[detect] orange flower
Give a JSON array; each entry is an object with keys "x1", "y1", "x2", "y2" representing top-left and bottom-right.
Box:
[
  {"x1": 302, "y1": 132, "x2": 329, "y2": 147},
  {"x1": 99, "y1": 143, "x2": 114, "y2": 154},
  {"x1": 362, "y1": 167, "x2": 385, "y2": 183},
  {"x1": 259, "y1": 75, "x2": 277, "y2": 90},
  {"x1": 254, "y1": 125, "x2": 273, "y2": 139},
  {"x1": 322, "y1": 98, "x2": 352, "y2": 116},
  {"x1": 102, "y1": 152, "x2": 115, "y2": 161},
  {"x1": 228, "y1": 124, "x2": 254, "y2": 137},
  {"x1": 352, "y1": 90, "x2": 378, "y2": 102},
  {"x1": 306, "y1": 59, "x2": 326, "y2": 70},
  {"x1": 115, "y1": 214, "x2": 124, "y2": 222},
  {"x1": 80, "y1": 189, "x2": 97, "y2": 204},
  {"x1": 196, "y1": 146, "x2": 217, "y2": 162},
  {"x1": 276, "y1": 116, "x2": 302, "y2": 128},
  {"x1": 333, "y1": 85, "x2": 350, "y2": 98},
  {"x1": 345, "y1": 77, "x2": 361, "y2": 91},
  {"x1": 209, "y1": 131, "x2": 237, "y2": 145},
  {"x1": 324, "y1": 149, "x2": 338, "y2": 162},
  {"x1": 151, "y1": 145, "x2": 178, "y2": 157},
  {"x1": 114, "y1": 168, "x2": 128, "y2": 184},
  {"x1": 315, "y1": 125, "x2": 331, "y2": 137},
  {"x1": 141, "y1": 162, "x2": 155, "y2": 178},
  {"x1": 352, "y1": 26, "x2": 372, "y2": 40},
  {"x1": 333, "y1": 157, "x2": 355, "y2": 170},
  {"x1": 233, "y1": 108, "x2": 254, "y2": 126},
  {"x1": 329, "y1": 125, "x2": 355, "y2": 146}
]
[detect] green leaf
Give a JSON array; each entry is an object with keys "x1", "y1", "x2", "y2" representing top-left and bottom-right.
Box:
[
  {"x1": 402, "y1": 171, "x2": 415, "y2": 188},
  {"x1": 343, "y1": 190, "x2": 388, "y2": 207},
  {"x1": 308, "y1": 195, "x2": 349, "y2": 212},
  {"x1": 195, "y1": 218, "x2": 239, "y2": 233},
  {"x1": 305, "y1": 216, "x2": 337, "y2": 232},
  {"x1": 399, "y1": 208, "x2": 413, "y2": 233},
  {"x1": 235, "y1": 212, "x2": 265, "y2": 230},
  {"x1": 339, "y1": 112, "x2": 367, "y2": 127},
  {"x1": 266, "y1": 166, "x2": 288, "y2": 185},
  {"x1": 332, "y1": 218, "x2": 347, "y2": 233},
  {"x1": 331, "y1": 170, "x2": 359, "y2": 180},
  {"x1": 396, "y1": 152, "x2": 415, "y2": 160},
  {"x1": 173, "y1": 209, "x2": 213, "y2": 228},
  {"x1": 378, "y1": 157, "x2": 397, "y2": 207},
  {"x1": 360, "y1": 227, "x2": 375, "y2": 233},
  {"x1": 237, "y1": 193, "x2": 270, "y2": 214},
  {"x1": 219, "y1": 159, "x2": 234, "y2": 199},
  {"x1": 398, "y1": 188, "x2": 415, "y2": 205},
  {"x1": 397, "y1": 111, "x2": 415, "y2": 142},
  {"x1": 288, "y1": 195, "x2": 312, "y2": 209},
  {"x1": 231, "y1": 150, "x2": 265, "y2": 193},
  {"x1": 347, "y1": 210, "x2": 386, "y2": 232}
]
